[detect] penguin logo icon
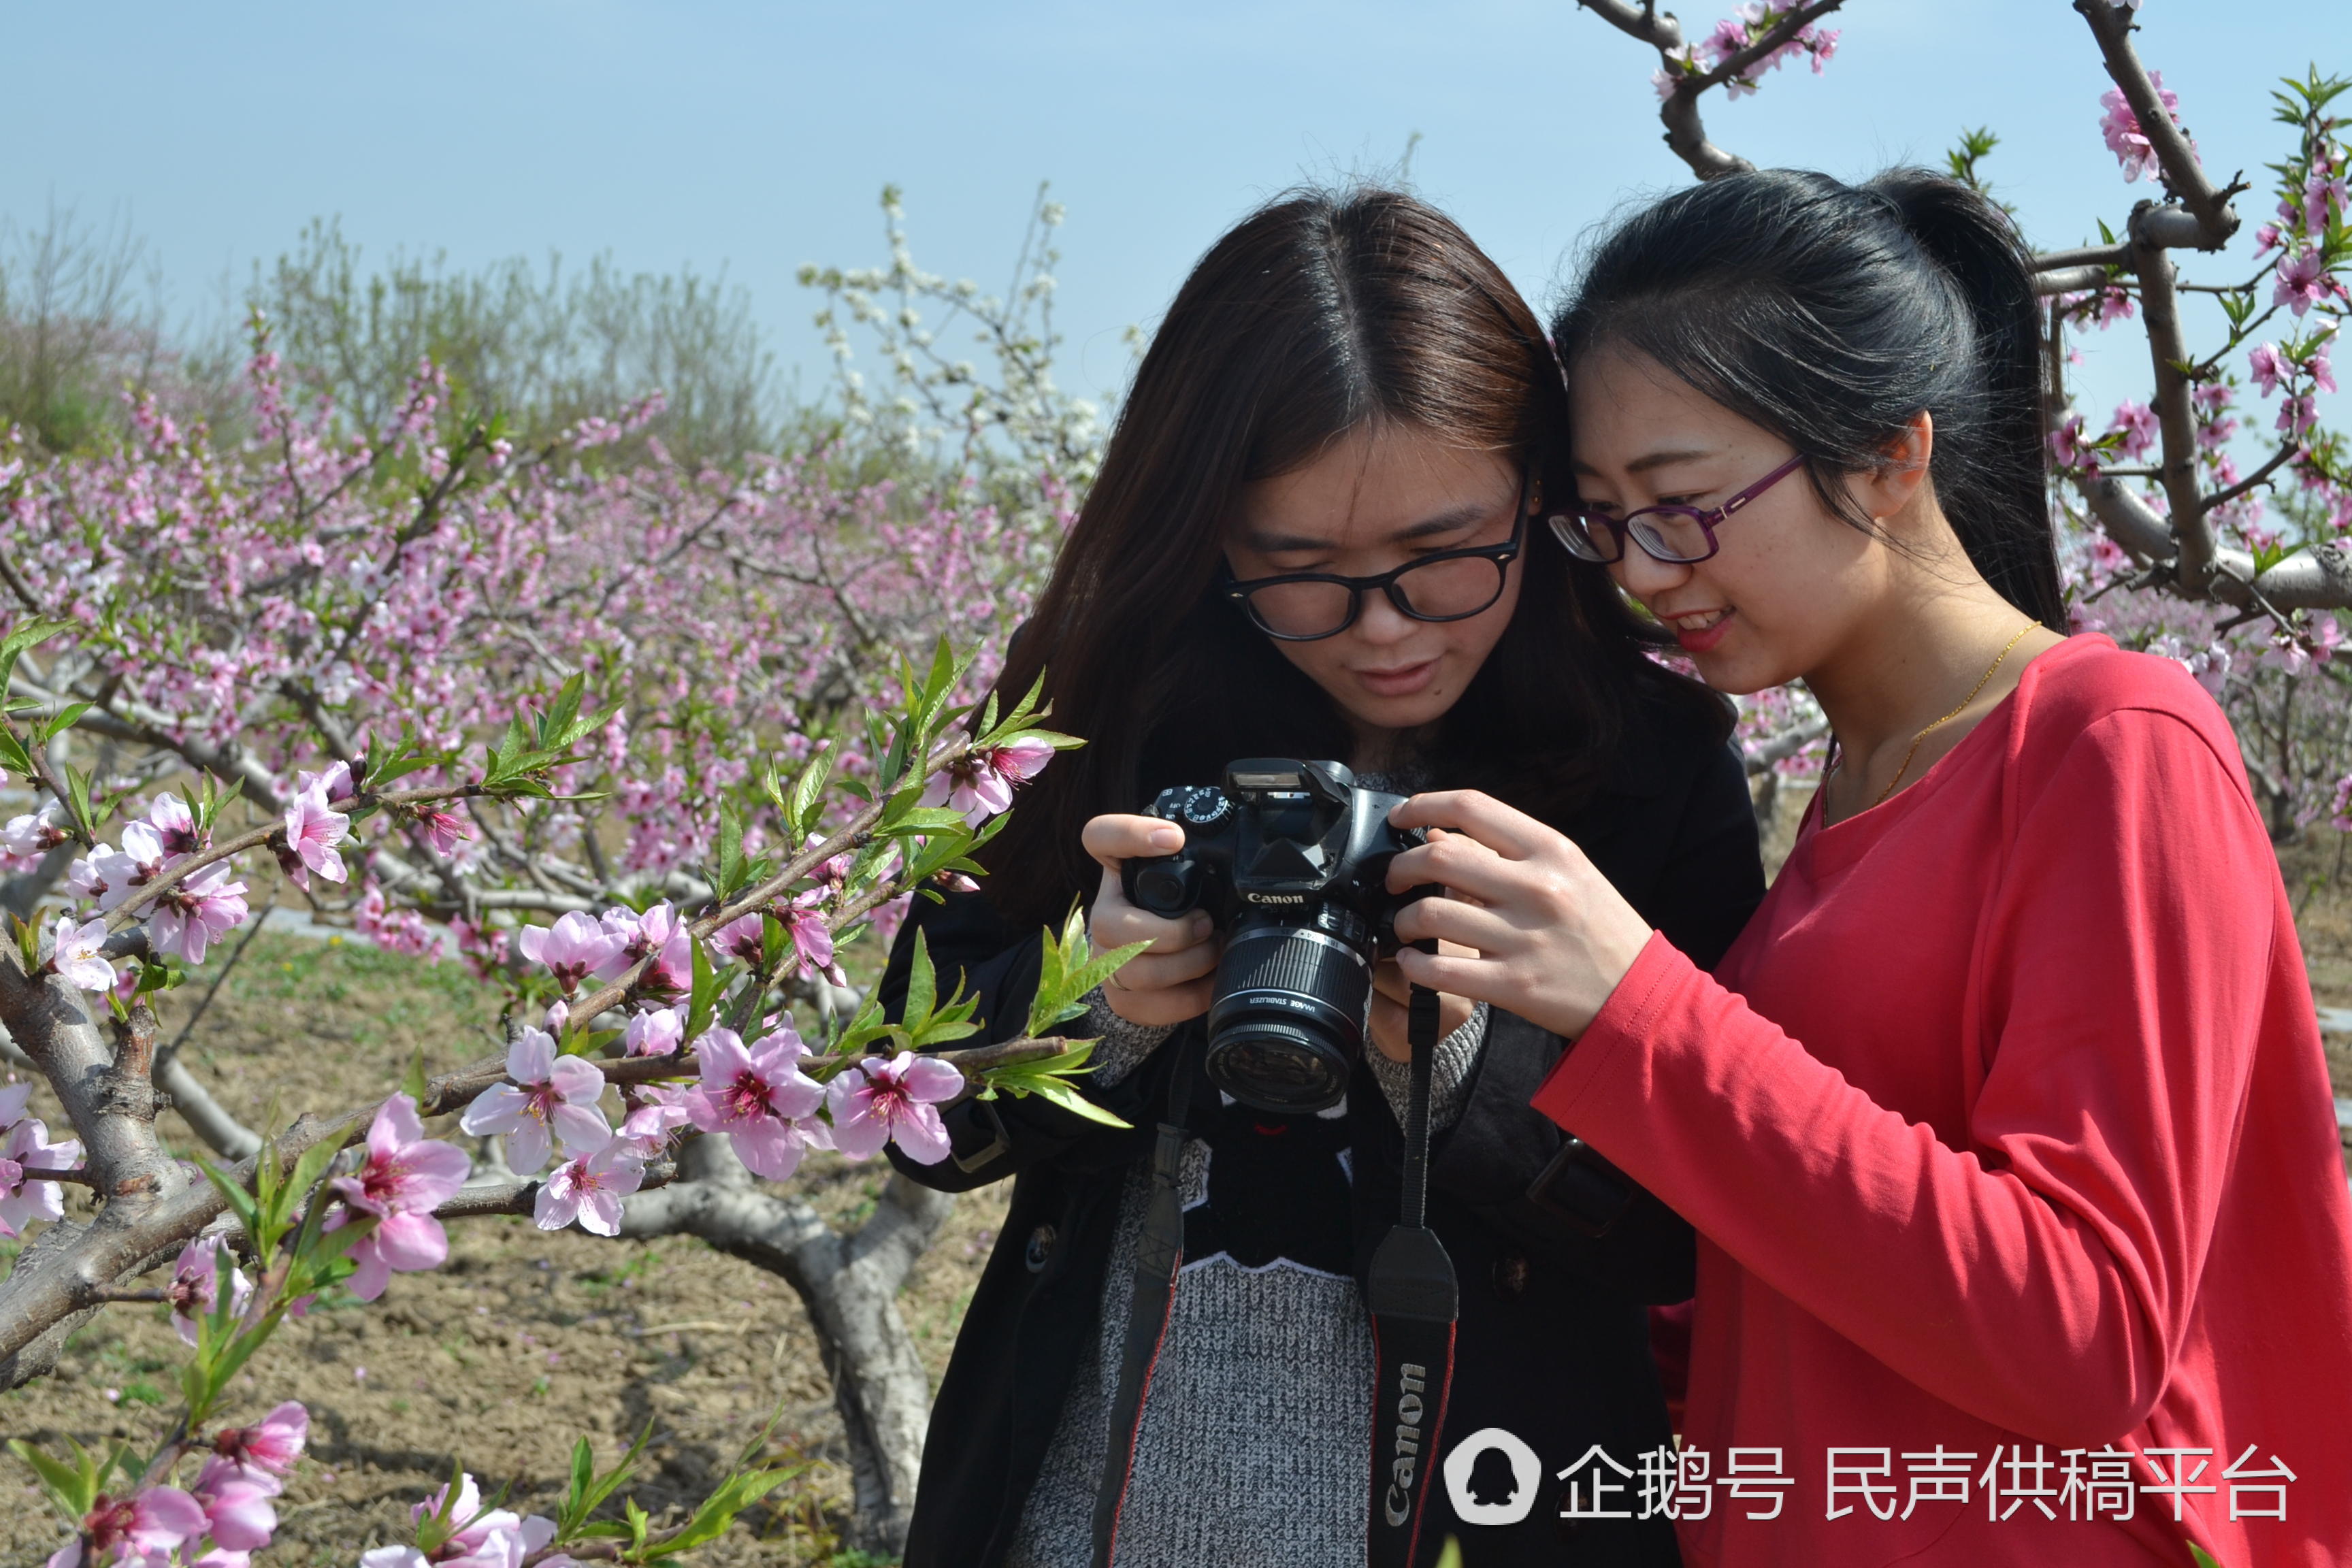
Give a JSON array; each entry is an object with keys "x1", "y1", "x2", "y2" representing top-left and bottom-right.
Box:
[{"x1": 1441, "y1": 1427, "x2": 1544, "y2": 1526}]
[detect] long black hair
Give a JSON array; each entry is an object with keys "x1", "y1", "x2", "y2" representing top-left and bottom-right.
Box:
[
  {"x1": 1551, "y1": 167, "x2": 2065, "y2": 630},
  {"x1": 981, "y1": 185, "x2": 1727, "y2": 930}
]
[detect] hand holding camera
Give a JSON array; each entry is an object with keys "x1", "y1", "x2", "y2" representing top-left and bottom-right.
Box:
[{"x1": 1083, "y1": 813, "x2": 1223, "y2": 1028}]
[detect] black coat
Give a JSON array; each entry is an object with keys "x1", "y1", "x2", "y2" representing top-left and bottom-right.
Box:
[{"x1": 878, "y1": 705, "x2": 1765, "y2": 1568}]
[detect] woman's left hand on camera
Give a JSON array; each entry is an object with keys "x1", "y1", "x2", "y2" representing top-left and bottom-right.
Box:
[{"x1": 1384, "y1": 789, "x2": 1654, "y2": 1040}]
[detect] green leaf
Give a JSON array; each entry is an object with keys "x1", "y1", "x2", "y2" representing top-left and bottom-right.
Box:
[
  {"x1": 558, "y1": 1423, "x2": 653, "y2": 1537},
  {"x1": 788, "y1": 740, "x2": 835, "y2": 836},
  {"x1": 760, "y1": 911, "x2": 787, "y2": 976},
  {"x1": 196, "y1": 1154, "x2": 265, "y2": 1241},
  {"x1": 284, "y1": 1139, "x2": 343, "y2": 1211},
  {"x1": 401, "y1": 1051, "x2": 429, "y2": 1108},
  {"x1": 365, "y1": 750, "x2": 441, "y2": 788},
  {"x1": 685, "y1": 934, "x2": 721, "y2": 1043},
  {"x1": 712, "y1": 801, "x2": 747, "y2": 900},
  {"x1": 1026, "y1": 904, "x2": 1148, "y2": 1039},
  {"x1": 564, "y1": 1437, "x2": 595, "y2": 1523},
  {"x1": 877, "y1": 805, "x2": 977, "y2": 838},
  {"x1": 0, "y1": 730, "x2": 34, "y2": 780},
  {"x1": 7, "y1": 1434, "x2": 101, "y2": 1518},
  {"x1": 540, "y1": 674, "x2": 585, "y2": 748},
  {"x1": 642, "y1": 1465, "x2": 806, "y2": 1558},
  {"x1": 829, "y1": 992, "x2": 894, "y2": 1056},
  {"x1": 0, "y1": 616, "x2": 76, "y2": 699},
  {"x1": 624, "y1": 1498, "x2": 653, "y2": 1554},
  {"x1": 2190, "y1": 1548, "x2": 2225, "y2": 1568},
  {"x1": 989, "y1": 1065, "x2": 1132, "y2": 1130},
  {"x1": 901, "y1": 929, "x2": 937, "y2": 1034},
  {"x1": 0, "y1": 617, "x2": 76, "y2": 662},
  {"x1": 31, "y1": 702, "x2": 88, "y2": 745},
  {"x1": 61, "y1": 764, "x2": 99, "y2": 844}
]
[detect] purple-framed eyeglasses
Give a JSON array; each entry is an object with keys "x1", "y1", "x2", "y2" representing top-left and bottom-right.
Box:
[{"x1": 1548, "y1": 453, "x2": 1808, "y2": 566}]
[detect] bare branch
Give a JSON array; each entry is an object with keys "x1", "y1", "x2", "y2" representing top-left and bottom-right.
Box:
[
  {"x1": 2073, "y1": 474, "x2": 2178, "y2": 563},
  {"x1": 2035, "y1": 242, "x2": 2133, "y2": 272},
  {"x1": 2123, "y1": 207, "x2": 2214, "y2": 589},
  {"x1": 1744, "y1": 719, "x2": 1829, "y2": 777},
  {"x1": 12, "y1": 674, "x2": 287, "y2": 813},
  {"x1": 2035, "y1": 265, "x2": 2113, "y2": 297},
  {"x1": 157, "y1": 1054, "x2": 265, "y2": 1160},
  {"x1": 1575, "y1": 0, "x2": 1847, "y2": 181},
  {"x1": 2202, "y1": 440, "x2": 2303, "y2": 516}
]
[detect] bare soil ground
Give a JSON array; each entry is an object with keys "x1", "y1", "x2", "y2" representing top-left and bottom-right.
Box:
[
  {"x1": 5, "y1": 800, "x2": 2348, "y2": 1566},
  {"x1": 0, "y1": 931, "x2": 1011, "y2": 1567}
]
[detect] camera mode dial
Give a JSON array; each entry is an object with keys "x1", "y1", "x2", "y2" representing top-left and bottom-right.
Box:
[{"x1": 1178, "y1": 787, "x2": 1232, "y2": 828}]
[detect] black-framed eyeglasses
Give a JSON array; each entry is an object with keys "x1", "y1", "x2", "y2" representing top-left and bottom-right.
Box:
[
  {"x1": 1222, "y1": 473, "x2": 1532, "y2": 642},
  {"x1": 1549, "y1": 453, "x2": 1807, "y2": 566}
]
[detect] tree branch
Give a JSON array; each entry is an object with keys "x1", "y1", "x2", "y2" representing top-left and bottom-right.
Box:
[
  {"x1": 2034, "y1": 242, "x2": 2133, "y2": 273},
  {"x1": 435, "y1": 1158, "x2": 678, "y2": 1222},
  {"x1": 1743, "y1": 719, "x2": 1828, "y2": 777},
  {"x1": 2124, "y1": 205, "x2": 2215, "y2": 589},
  {"x1": 2073, "y1": 0, "x2": 2242, "y2": 248},
  {"x1": 2202, "y1": 439, "x2": 2302, "y2": 515}
]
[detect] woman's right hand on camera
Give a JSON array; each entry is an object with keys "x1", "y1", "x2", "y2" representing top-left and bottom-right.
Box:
[{"x1": 1083, "y1": 814, "x2": 1220, "y2": 1027}]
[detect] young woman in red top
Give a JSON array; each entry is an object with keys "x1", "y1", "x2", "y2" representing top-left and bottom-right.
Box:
[{"x1": 1386, "y1": 167, "x2": 2352, "y2": 1567}]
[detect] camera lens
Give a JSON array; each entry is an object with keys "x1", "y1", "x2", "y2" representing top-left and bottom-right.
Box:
[{"x1": 1203, "y1": 915, "x2": 1372, "y2": 1113}]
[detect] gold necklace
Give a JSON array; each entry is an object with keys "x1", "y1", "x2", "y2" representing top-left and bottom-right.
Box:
[{"x1": 1840, "y1": 622, "x2": 2037, "y2": 811}]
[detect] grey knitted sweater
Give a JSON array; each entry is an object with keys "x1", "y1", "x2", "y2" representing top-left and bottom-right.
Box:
[{"x1": 1002, "y1": 989, "x2": 1490, "y2": 1568}]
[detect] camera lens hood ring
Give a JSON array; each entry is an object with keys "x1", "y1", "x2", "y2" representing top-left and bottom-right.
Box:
[{"x1": 1204, "y1": 919, "x2": 1377, "y2": 1113}]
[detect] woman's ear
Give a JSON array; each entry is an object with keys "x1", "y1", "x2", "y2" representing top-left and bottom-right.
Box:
[{"x1": 1850, "y1": 411, "x2": 1936, "y2": 525}]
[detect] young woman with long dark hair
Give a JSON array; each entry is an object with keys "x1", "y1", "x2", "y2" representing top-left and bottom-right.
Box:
[
  {"x1": 876, "y1": 187, "x2": 1765, "y2": 1567},
  {"x1": 1386, "y1": 167, "x2": 2352, "y2": 1567}
]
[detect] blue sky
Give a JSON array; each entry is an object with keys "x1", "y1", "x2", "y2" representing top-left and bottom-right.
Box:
[{"x1": 5, "y1": 1, "x2": 2342, "y2": 423}]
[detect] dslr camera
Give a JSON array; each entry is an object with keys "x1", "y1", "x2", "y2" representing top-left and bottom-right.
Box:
[{"x1": 1120, "y1": 759, "x2": 1427, "y2": 1113}]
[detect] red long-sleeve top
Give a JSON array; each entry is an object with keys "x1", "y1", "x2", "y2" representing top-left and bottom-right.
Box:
[{"x1": 1533, "y1": 635, "x2": 2352, "y2": 1567}]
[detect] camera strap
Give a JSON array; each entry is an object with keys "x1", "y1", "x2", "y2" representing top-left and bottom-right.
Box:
[
  {"x1": 1088, "y1": 1034, "x2": 1196, "y2": 1568},
  {"x1": 1365, "y1": 966, "x2": 1458, "y2": 1568}
]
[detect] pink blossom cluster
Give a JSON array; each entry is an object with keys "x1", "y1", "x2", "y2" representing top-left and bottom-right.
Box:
[
  {"x1": 0, "y1": 325, "x2": 1057, "y2": 981},
  {"x1": 53, "y1": 791, "x2": 252, "y2": 969},
  {"x1": 2098, "y1": 71, "x2": 2190, "y2": 185},
  {"x1": 323, "y1": 1094, "x2": 472, "y2": 1301},
  {"x1": 1654, "y1": 3, "x2": 1838, "y2": 101},
  {"x1": 2247, "y1": 338, "x2": 2339, "y2": 443},
  {"x1": 923, "y1": 737, "x2": 1054, "y2": 827},
  {"x1": 1733, "y1": 682, "x2": 1827, "y2": 783},
  {"x1": 360, "y1": 1470, "x2": 572, "y2": 1568},
  {"x1": 45, "y1": 1403, "x2": 307, "y2": 1568},
  {"x1": 0, "y1": 1081, "x2": 82, "y2": 1237}
]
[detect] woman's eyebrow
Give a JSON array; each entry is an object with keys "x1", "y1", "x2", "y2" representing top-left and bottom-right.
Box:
[
  {"x1": 1387, "y1": 504, "x2": 1489, "y2": 542},
  {"x1": 1570, "y1": 448, "x2": 1718, "y2": 477},
  {"x1": 1237, "y1": 501, "x2": 1490, "y2": 554},
  {"x1": 1236, "y1": 526, "x2": 1341, "y2": 553}
]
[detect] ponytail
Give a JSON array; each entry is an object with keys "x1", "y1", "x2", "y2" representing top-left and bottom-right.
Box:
[{"x1": 1552, "y1": 167, "x2": 2066, "y2": 630}]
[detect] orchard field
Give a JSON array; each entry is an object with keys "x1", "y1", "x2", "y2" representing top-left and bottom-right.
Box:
[{"x1": 1, "y1": 796, "x2": 2347, "y2": 1565}]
